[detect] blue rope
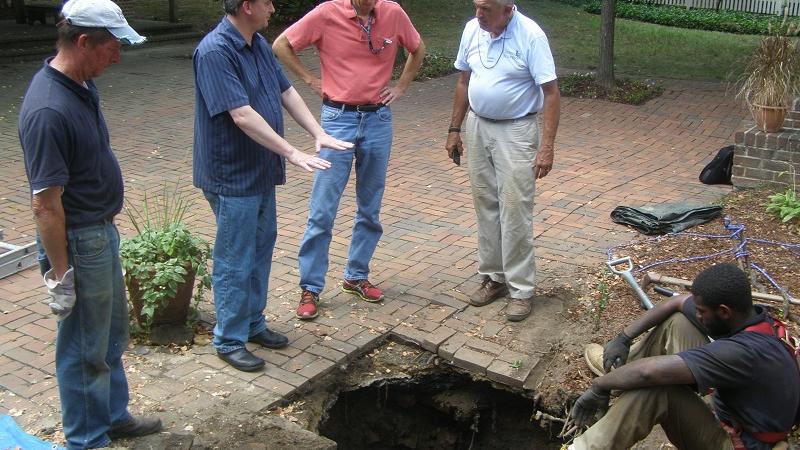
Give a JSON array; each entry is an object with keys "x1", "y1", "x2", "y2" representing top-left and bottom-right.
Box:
[
  {"x1": 608, "y1": 218, "x2": 798, "y2": 299},
  {"x1": 750, "y1": 263, "x2": 792, "y2": 300}
]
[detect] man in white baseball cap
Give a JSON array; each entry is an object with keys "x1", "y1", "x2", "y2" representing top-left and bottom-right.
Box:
[
  {"x1": 18, "y1": 0, "x2": 158, "y2": 448},
  {"x1": 61, "y1": 0, "x2": 146, "y2": 45}
]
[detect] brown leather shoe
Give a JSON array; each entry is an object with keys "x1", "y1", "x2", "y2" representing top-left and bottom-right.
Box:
[
  {"x1": 469, "y1": 278, "x2": 508, "y2": 306},
  {"x1": 506, "y1": 296, "x2": 532, "y2": 321}
]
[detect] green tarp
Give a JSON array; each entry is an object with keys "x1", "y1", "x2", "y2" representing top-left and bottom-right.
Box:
[{"x1": 611, "y1": 203, "x2": 722, "y2": 235}]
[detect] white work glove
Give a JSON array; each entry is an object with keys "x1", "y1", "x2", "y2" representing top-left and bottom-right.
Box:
[{"x1": 43, "y1": 266, "x2": 75, "y2": 321}]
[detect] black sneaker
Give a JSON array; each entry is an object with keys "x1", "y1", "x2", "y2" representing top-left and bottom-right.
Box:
[
  {"x1": 217, "y1": 348, "x2": 265, "y2": 372},
  {"x1": 108, "y1": 415, "x2": 162, "y2": 439},
  {"x1": 248, "y1": 328, "x2": 289, "y2": 349}
]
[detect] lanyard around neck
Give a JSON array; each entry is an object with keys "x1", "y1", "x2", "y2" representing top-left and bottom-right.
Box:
[{"x1": 351, "y1": 0, "x2": 389, "y2": 55}]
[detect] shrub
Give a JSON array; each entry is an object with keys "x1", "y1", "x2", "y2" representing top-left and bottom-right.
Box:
[
  {"x1": 120, "y1": 185, "x2": 211, "y2": 328},
  {"x1": 577, "y1": 0, "x2": 790, "y2": 35},
  {"x1": 559, "y1": 72, "x2": 664, "y2": 105},
  {"x1": 271, "y1": 0, "x2": 317, "y2": 26},
  {"x1": 392, "y1": 51, "x2": 459, "y2": 81},
  {"x1": 415, "y1": 52, "x2": 459, "y2": 80}
]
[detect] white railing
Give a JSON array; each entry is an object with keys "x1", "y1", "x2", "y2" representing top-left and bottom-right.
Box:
[{"x1": 643, "y1": 0, "x2": 800, "y2": 16}]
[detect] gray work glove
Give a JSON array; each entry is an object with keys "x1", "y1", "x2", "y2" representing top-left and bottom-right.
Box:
[
  {"x1": 43, "y1": 266, "x2": 75, "y2": 321},
  {"x1": 603, "y1": 331, "x2": 633, "y2": 373},
  {"x1": 570, "y1": 385, "x2": 611, "y2": 427}
]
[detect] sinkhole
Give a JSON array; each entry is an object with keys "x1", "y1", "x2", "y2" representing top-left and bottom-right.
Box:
[{"x1": 318, "y1": 371, "x2": 562, "y2": 450}]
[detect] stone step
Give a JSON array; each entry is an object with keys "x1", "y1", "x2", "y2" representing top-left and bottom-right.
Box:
[
  {"x1": 0, "y1": 20, "x2": 198, "y2": 60},
  {"x1": 0, "y1": 29, "x2": 202, "y2": 60}
]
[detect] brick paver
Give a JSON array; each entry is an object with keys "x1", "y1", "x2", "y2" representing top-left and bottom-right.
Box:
[{"x1": 0, "y1": 40, "x2": 746, "y2": 443}]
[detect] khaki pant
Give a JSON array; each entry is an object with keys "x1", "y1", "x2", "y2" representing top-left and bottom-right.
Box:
[
  {"x1": 573, "y1": 313, "x2": 734, "y2": 450},
  {"x1": 464, "y1": 110, "x2": 538, "y2": 299}
]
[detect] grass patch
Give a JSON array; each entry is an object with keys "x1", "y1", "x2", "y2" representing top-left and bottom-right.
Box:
[
  {"x1": 559, "y1": 73, "x2": 665, "y2": 104},
  {"x1": 400, "y1": 0, "x2": 760, "y2": 81},
  {"x1": 137, "y1": 0, "x2": 762, "y2": 81},
  {"x1": 521, "y1": 0, "x2": 760, "y2": 80}
]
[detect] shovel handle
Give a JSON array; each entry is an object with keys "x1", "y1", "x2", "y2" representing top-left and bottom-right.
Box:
[
  {"x1": 605, "y1": 257, "x2": 633, "y2": 275},
  {"x1": 653, "y1": 285, "x2": 678, "y2": 297}
]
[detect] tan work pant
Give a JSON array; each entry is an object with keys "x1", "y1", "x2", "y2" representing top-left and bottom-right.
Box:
[
  {"x1": 464, "y1": 110, "x2": 538, "y2": 299},
  {"x1": 573, "y1": 313, "x2": 734, "y2": 450}
]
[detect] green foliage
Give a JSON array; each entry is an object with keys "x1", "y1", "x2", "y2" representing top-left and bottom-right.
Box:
[
  {"x1": 579, "y1": 0, "x2": 793, "y2": 35},
  {"x1": 735, "y1": 22, "x2": 800, "y2": 108},
  {"x1": 270, "y1": 0, "x2": 317, "y2": 26},
  {"x1": 559, "y1": 72, "x2": 664, "y2": 104},
  {"x1": 415, "y1": 52, "x2": 459, "y2": 80},
  {"x1": 392, "y1": 51, "x2": 459, "y2": 80},
  {"x1": 119, "y1": 185, "x2": 211, "y2": 328},
  {"x1": 594, "y1": 281, "x2": 610, "y2": 330},
  {"x1": 766, "y1": 166, "x2": 800, "y2": 232},
  {"x1": 767, "y1": 189, "x2": 800, "y2": 223}
]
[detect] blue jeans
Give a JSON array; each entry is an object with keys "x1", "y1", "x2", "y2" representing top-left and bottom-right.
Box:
[
  {"x1": 298, "y1": 104, "x2": 393, "y2": 293},
  {"x1": 204, "y1": 189, "x2": 276, "y2": 354},
  {"x1": 38, "y1": 222, "x2": 132, "y2": 449}
]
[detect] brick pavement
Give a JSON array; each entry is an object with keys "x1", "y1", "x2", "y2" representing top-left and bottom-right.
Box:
[{"x1": 0, "y1": 41, "x2": 746, "y2": 442}]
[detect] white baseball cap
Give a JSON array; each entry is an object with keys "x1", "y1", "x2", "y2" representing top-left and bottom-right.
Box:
[{"x1": 61, "y1": 0, "x2": 146, "y2": 45}]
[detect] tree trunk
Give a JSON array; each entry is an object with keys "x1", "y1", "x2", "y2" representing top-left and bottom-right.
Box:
[
  {"x1": 12, "y1": 0, "x2": 26, "y2": 24},
  {"x1": 168, "y1": 0, "x2": 177, "y2": 23},
  {"x1": 597, "y1": 0, "x2": 616, "y2": 92}
]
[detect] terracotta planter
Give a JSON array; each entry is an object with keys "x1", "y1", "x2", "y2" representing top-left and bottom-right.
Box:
[
  {"x1": 751, "y1": 104, "x2": 788, "y2": 133},
  {"x1": 128, "y1": 269, "x2": 196, "y2": 326}
]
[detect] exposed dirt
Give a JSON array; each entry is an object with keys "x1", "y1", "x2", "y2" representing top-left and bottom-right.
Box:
[
  {"x1": 174, "y1": 186, "x2": 799, "y2": 450},
  {"x1": 534, "y1": 186, "x2": 800, "y2": 412}
]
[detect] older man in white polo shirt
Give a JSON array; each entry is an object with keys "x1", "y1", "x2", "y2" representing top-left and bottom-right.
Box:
[{"x1": 445, "y1": 0, "x2": 560, "y2": 321}]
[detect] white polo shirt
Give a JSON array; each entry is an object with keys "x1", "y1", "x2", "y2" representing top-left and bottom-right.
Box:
[{"x1": 454, "y1": 9, "x2": 557, "y2": 120}]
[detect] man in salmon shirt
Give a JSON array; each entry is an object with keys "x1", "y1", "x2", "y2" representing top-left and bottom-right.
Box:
[{"x1": 273, "y1": 0, "x2": 426, "y2": 320}]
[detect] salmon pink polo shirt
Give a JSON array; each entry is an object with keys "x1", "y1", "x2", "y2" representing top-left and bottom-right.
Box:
[{"x1": 283, "y1": 0, "x2": 421, "y2": 105}]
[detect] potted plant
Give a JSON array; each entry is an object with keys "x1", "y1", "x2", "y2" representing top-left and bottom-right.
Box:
[
  {"x1": 735, "y1": 21, "x2": 800, "y2": 133},
  {"x1": 119, "y1": 185, "x2": 211, "y2": 331}
]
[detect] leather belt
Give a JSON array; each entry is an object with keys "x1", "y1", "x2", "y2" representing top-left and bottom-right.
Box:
[
  {"x1": 323, "y1": 99, "x2": 385, "y2": 112},
  {"x1": 69, "y1": 217, "x2": 114, "y2": 230},
  {"x1": 471, "y1": 109, "x2": 537, "y2": 122}
]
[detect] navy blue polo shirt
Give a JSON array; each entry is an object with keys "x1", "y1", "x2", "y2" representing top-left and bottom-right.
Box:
[
  {"x1": 679, "y1": 299, "x2": 800, "y2": 449},
  {"x1": 193, "y1": 17, "x2": 291, "y2": 196},
  {"x1": 18, "y1": 60, "x2": 124, "y2": 227}
]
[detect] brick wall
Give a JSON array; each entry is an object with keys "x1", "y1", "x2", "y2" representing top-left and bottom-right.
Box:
[
  {"x1": 116, "y1": 0, "x2": 136, "y2": 18},
  {"x1": 732, "y1": 98, "x2": 800, "y2": 188}
]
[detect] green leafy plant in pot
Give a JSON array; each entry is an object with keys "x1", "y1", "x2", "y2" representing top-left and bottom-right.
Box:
[
  {"x1": 735, "y1": 20, "x2": 800, "y2": 133},
  {"x1": 119, "y1": 185, "x2": 211, "y2": 331}
]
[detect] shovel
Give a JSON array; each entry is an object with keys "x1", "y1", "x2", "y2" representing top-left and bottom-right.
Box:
[{"x1": 606, "y1": 257, "x2": 654, "y2": 310}]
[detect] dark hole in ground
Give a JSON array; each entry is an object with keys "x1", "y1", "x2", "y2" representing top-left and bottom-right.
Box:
[{"x1": 318, "y1": 371, "x2": 562, "y2": 450}]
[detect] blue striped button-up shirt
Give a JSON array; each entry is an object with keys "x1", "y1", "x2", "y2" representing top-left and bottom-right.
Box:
[{"x1": 193, "y1": 17, "x2": 291, "y2": 195}]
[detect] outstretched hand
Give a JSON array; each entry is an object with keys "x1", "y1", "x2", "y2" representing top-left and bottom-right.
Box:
[
  {"x1": 286, "y1": 150, "x2": 332, "y2": 172},
  {"x1": 315, "y1": 133, "x2": 353, "y2": 153},
  {"x1": 570, "y1": 385, "x2": 611, "y2": 427}
]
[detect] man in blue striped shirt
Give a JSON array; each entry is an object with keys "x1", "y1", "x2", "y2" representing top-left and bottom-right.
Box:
[{"x1": 193, "y1": 0, "x2": 351, "y2": 372}]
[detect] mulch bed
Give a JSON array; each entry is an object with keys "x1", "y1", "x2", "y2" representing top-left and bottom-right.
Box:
[{"x1": 552, "y1": 187, "x2": 799, "y2": 399}]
